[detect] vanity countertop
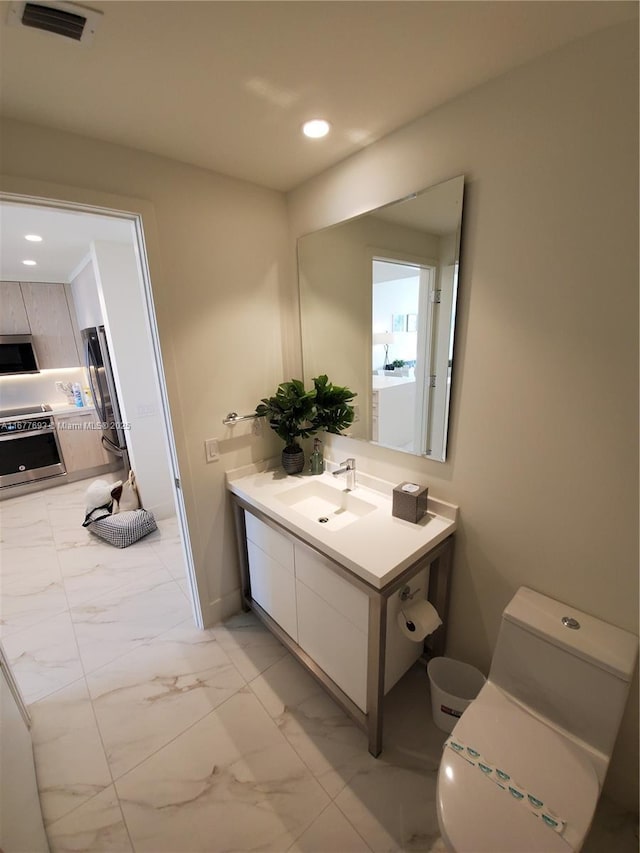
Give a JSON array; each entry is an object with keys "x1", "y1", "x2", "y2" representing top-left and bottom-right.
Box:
[
  {"x1": 372, "y1": 374, "x2": 415, "y2": 389},
  {"x1": 226, "y1": 461, "x2": 458, "y2": 590}
]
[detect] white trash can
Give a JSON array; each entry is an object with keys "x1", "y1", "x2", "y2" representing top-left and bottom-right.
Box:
[{"x1": 427, "y1": 656, "x2": 486, "y2": 733}]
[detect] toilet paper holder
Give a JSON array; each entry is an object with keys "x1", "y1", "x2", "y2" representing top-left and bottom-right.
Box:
[
  {"x1": 397, "y1": 595, "x2": 443, "y2": 641},
  {"x1": 399, "y1": 584, "x2": 421, "y2": 602},
  {"x1": 400, "y1": 609, "x2": 419, "y2": 633}
]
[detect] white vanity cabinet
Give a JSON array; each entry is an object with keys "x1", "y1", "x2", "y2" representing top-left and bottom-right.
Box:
[
  {"x1": 295, "y1": 543, "x2": 369, "y2": 711},
  {"x1": 245, "y1": 513, "x2": 298, "y2": 642},
  {"x1": 231, "y1": 491, "x2": 455, "y2": 757},
  {"x1": 244, "y1": 513, "x2": 368, "y2": 706}
]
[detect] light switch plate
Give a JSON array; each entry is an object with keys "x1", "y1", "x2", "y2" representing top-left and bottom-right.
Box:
[{"x1": 205, "y1": 438, "x2": 219, "y2": 462}]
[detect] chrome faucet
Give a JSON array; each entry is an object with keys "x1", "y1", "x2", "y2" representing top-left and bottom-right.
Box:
[{"x1": 333, "y1": 457, "x2": 356, "y2": 491}]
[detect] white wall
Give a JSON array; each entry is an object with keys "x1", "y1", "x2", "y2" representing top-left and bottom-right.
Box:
[
  {"x1": 0, "y1": 365, "x2": 85, "y2": 409},
  {"x1": 373, "y1": 275, "x2": 419, "y2": 365},
  {"x1": 0, "y1": 119, "x2": 290, "y2": 628},
  {"x1": 91, "y1": 240, "x2": 175, "y2": 520},
  {"x1": 0, "y1": 20, "x2": 636, "y2": 810},
  {"x1": 70, "y1": 257, "x2": 103, "y2": 330},
  {"x1": 289, "y1": 23, "x2": 638, "y2": 809}
]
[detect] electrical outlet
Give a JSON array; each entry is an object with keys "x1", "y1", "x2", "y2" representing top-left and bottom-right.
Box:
[{"x1": 205, "y1": 438, "x2": 220, "y2": 463}]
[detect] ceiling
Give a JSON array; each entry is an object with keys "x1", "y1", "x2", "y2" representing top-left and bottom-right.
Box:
[
  {"x1": 1, "y1": 1, "x2": 636, "y2": 283},
  {"x1": 0, "y1": 1, "x2": 636, "y2": 192},
  {"x1": 0, "y1": 202, "x2": 134, "y2": 282}
]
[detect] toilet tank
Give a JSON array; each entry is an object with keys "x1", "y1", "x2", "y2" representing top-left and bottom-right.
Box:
[{"x1": 489, "y1": 587, "x2": 638, "y2": 762}]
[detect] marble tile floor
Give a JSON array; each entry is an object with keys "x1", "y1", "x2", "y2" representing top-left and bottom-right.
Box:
[{"x1": 1, "y1": 481, "x2": 638, "y2": 853}]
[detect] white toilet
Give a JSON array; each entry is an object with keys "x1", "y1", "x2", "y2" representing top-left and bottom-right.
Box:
[{"x1": 436, "y1": 586, "x2": 638, "y2": 852}]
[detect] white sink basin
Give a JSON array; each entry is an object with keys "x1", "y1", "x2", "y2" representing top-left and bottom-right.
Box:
[{"x1": 276, "y1": 480, "x2": 377, "y2": 531}]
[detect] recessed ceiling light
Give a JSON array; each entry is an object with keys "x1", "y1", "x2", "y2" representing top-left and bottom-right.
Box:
[
  {"x1": 22, "y1": 260, "x2": 37, "y2": 266},
  {"x1": 25, "y1": 234, "x2": 43, "y2": 242},
  {"x1": 302, "y1": 119, "x2": 331, "y2": 139}
]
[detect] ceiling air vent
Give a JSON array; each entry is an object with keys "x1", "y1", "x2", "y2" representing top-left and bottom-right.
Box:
[{"x1": 6, "y1": 1, "x2": 102, "y2": 45}]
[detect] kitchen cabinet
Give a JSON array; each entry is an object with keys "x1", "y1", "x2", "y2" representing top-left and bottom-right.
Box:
[
  {"x1": 232, "y1": 499, "x2": 454, "y2": 755},
  {"x1": 19, "y1": 282, "x2": 80, "y2": 368},
  {"x1": 372, "y1": 377, "x2": 416, "y2": 448},
  {"x1": 54, "y1": 410, "x2": 111, "y2": 473},
  {"x1": 0, "y1": 281, "x2": 30, "y2": 334}
]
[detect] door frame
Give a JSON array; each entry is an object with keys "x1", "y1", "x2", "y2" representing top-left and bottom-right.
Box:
[
  {"x1": 0, "y1": 178, "x2": 203, "y2": 628},
  {"x1": 370, "y1": 248, "x2": 438, "y2": 456}
]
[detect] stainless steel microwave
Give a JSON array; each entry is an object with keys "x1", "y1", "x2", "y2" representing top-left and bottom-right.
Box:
[{"x1": 0, "y1": 335, "x2": 40, "y2": 376}]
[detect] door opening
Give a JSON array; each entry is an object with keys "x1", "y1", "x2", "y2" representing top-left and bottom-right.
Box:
[{"x1": 0, "y1": 191, "x2": 202, "y2": 628}]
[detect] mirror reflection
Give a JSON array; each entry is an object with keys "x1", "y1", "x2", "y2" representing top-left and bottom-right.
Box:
[{"x1": 297, "y1": 175, "x2": 464, "y2": 461}]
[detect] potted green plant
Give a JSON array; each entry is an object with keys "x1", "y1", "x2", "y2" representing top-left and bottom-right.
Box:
[
  {"x1": 256, "y1": 376, "x2": 356, "y2": 474},
  {"x1": 310, "y1": 374, "x2": 356, "y2": 434},
  {"x1": 255, "y1": 379, "x2": 317, "y2": 474}
]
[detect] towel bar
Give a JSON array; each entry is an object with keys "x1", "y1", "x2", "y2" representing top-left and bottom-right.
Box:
[{"x1": 222, "y1": 412, "x2": 262, "y2": 426}]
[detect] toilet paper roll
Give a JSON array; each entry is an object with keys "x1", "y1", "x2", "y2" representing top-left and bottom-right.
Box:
[{"x1": 397, "y1": 599, "x2": 442, "y2": 642}]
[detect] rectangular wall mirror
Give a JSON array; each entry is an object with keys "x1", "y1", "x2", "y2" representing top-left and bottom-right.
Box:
[{"x1": 297, "y1": 174, "x2": 464, "y2": 462}]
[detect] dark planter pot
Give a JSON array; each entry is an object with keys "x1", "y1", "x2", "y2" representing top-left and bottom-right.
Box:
[{"x1": 282, "y1": 444, "x2": 304, "y2": 475}]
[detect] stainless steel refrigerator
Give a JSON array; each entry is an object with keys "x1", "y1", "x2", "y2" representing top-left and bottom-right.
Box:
[{"x1": 81, "y1": 326, "x2": 130, "y2": 471}]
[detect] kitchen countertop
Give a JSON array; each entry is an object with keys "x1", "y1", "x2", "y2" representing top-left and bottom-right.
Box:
[
  {"x1": 49, "y1": 404, "x2": 97, "y2": 416},
  {"x1": 226, "y1": 460, "x2": 458, "y2": 590},
  {"x1": 372, "y1": 375, "x2": 415, "y2": 389}
]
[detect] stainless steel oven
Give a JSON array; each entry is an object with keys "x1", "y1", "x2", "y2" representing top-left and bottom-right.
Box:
[{"x1": 0, "y1": 404, "x2": 66, "y2": 488}]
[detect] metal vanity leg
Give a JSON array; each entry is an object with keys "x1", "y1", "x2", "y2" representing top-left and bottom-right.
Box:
[
  {"x1": 426, "y1": 537, "x2": 454, "y2": 657},
  {"x1": 231, "y1": 501, "x2": 252, "y2": 611},
  {"x1": 366, "y1": 594, "x2": 388, "y2": 757}
]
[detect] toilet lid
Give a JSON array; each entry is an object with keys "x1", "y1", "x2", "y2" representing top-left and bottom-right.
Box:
[{"x1": 437, "y1": 682, "x2": 599, "y2": 852}]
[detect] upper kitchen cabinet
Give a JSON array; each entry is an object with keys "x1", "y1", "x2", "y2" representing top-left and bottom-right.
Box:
[
  {"x1": 0, "y1": 282, "x2": 30, "y2": 334},
  {"x1": 19, "y1": 282, "x2": 81, "y2": 368}
]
